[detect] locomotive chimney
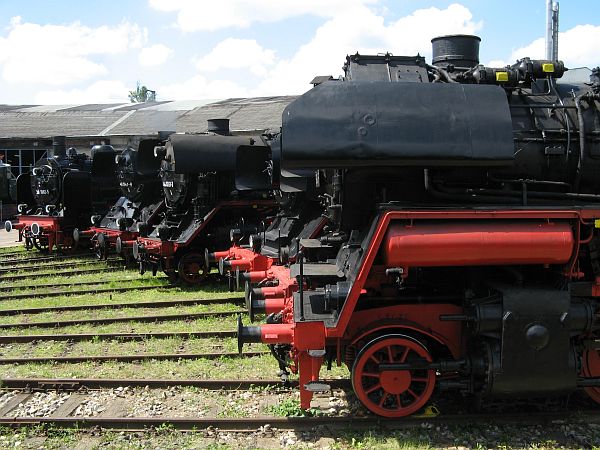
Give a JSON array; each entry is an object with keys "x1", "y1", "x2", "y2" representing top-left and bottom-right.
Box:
[
  {"x1": 431, "y1": 34, "x2": 481, "y2": 69},
  {"x1": 207, "y1": 118, "x2": 230, "y2": 136},
  {"x1": 51, "y1": 135, "x2": 67, "y2": 158}
]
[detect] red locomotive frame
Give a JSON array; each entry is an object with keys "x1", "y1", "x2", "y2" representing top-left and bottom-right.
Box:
[{"x1": 231, "y1": 207, "x2": 600, "y2": 416}]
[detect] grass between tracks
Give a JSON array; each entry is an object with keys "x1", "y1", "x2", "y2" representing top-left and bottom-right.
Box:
[{"x1": 0, "y1": 255, "x2": 323, "y2": 382}]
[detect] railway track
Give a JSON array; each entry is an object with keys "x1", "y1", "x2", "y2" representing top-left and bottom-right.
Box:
[
  {"x1": 0, "y1": 351, "x2": 267, "y2": 365},
  {"x1": 0, "y1": 377, "x2": 307, "y2": 391},
  {"x1": 0, "y1": 252, "x2": 95, "y2": 267},
  {"x1": 0, "y1": 296, "x2": 242, "y2": 315},
  {"x1": 0, "y1": 283, "x2": 174, "y2": 301},
  {"x1": 0, "y1": 330, "x2": 239, "y2": 343},
  {"x1": 0, "y1": 259, "x2": 121, "y2": 275},
  {"x1": 0, "y1": 310, "x2": 245, "y2": 329},
  {"x1": 0, "y1": 267, "x2": 121, "y2": 282},
  {"x1": 0, "y1": 249, "x2": 28, "y2": 258},
  {"x1": 0, "y1": 277, "x2": 166, "y2": 292},
  {"x1": 0, "y1": 394, "x2": 594, "y2": 431}
]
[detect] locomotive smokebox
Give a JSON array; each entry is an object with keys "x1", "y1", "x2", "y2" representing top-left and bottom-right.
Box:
[
  {"x1": 431, "y1": 34, "x2": 481, "y2": 69},
  {"x1": 207, "y1": 119, "x2": 230, "y2": 136},
  {"x1": 51, "y1": 136, "x2": 67, "y2": 158}
]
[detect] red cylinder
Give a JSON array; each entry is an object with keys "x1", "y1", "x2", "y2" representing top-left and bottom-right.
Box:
[{"x1": 383, "y1": 221, "x2": 574, "y2": 268}]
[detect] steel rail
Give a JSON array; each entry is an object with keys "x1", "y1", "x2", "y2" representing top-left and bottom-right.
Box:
[
  {"x1": 0, "y1": 351, "x2": 268, "y2": 364},
  {"x1": 0, "y1": 377, "x2": 309, "y2": 391},
  {"x1": 0, "y1": 330, "x2": 239, "y2": 343},
  {"x1": 0, "y1": 268, "x2": 112, "y2": 282},
  {"x1": 0, "y1": 252, "x2": 95, "y2": 267},
  {"x1": 0, "y1": 284, "x2": 174, "y2": 301},
  {"x1": 0, "y1": 310, "x2": 245, "y2": 329},
  {"x1": 0, "y1": 411, "x2": 597, "y2": 431},
  {"x1": 0, "y1": 250, "x2": 28, "y2": 258},
  {"x1": 0, "y1": 296, "x2": 242, "y2": 316},
  {"x1": 0, "y1": 377, "x2": 350, "y2": 392},
  {"x1": 0, "y1": 278, "x2": 166, "y2": 292},
  {"x1": 0, "y1": 259, "x2": 121, "y2": 274}
]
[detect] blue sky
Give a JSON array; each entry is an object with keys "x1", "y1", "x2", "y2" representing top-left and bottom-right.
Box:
[{"x1": 0, "y1": 0, "x2": 598, "y2": 104}]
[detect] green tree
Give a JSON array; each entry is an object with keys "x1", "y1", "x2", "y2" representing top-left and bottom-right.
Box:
[{"x1": 128, "y1": 82, "x2": 156, "y2": 102}]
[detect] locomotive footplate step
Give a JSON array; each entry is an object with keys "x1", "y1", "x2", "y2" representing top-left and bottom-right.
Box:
[
  {"x1": 299, "y1": 238, "x2": 333, "y2": 249},
  {"x1": 293, "y1": 289, "x2": 338, "y2": 326},
  {"x1": 290, "y1": 262, "x2": 341, "y2": 278}
]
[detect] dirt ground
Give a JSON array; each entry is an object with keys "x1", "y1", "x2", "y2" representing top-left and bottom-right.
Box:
[{"x1": 0, "y1": 229, "x2": 19, "y2": 248}]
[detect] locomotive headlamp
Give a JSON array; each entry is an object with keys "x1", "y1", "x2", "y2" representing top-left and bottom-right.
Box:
[
  {"x1": 117, "y1": 217, "x2": 131, "y2": 231},
  {"x1": 229, "y1": 228, "x2": 242, "y2": 243},
  {"x1": 157, "y1": 225, "x2": 171, "y2": 241},
  {"x1": 31, "y1": 222, "x2": 40, "y2": 236},
  {"x1": 17, "y1": 204, "x2": 27, "y2": 213},
  {"x1": 32, "y1": 168, "x2": 41, "y2": 176},
  {"x1": 4, "y1": 221, "x2": 12, "y2": 233},
  {"x1": 90, "y1": 215, "x2": 101, "y2": 226},
  {"x1": 115, "y1": 154, "x2": 126, "y2": 166},
  {"x1": 154, "y1": 145, "x2": 167, "y2": 159},
  {"x1": 249, "y1": 234, "x2": 262, "y2": 252},
  {"x1": 45, "y1": 205, "x2": 56, "y2": 214}
]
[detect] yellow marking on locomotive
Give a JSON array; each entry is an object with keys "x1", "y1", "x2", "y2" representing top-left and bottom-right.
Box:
[
  {"x1": 542, "y1": 63, "x2": 555, "y2": 73},
  {"x1": 595, "y1": 219, "x2": 600, "y2": 228},
  {"x1": 496, "y1": 71, "x2": 509, "y2": 82}
]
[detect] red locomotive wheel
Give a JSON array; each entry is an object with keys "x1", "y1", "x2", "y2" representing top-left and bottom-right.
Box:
[
  {"x1": 581, "y1": 349, "x2": 600, "y2": 404},
  {"x1": 351, "y1": 335, "x2": 436, "y2": 418},
  {"x1": 177, "y1": 252, "x2": 209, "y2": 284}
]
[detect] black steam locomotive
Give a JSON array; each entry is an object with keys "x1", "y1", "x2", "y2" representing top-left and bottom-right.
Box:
[
  {"x1": 74, "y1": 137, "x2": 166, "y2": 259},
  {"x1": 6, "y1": 136, "x2": 119, "y2": 252},
  {"x1": 134, "y1": 119, "x2": 277, "y2": 284},
  {"x1": 224, "y1": 35, "x2": 600, "y2": 417}
]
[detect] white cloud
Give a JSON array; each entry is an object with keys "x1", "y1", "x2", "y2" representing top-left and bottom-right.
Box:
[
  {"x1": 139, "y1": 44, "x2": 173, "y2": 67},
  {"x1": 148, "y1": 0, "x2": 378, "y2": 32},
  {"x1": 195, "y1": 38, "x2": 276, "y2": 76},
  {"x1": 253, "y1": 3, "x2": 481, "y2": 95},
  {"x1": 0, "y1": 16, "x2": 146, "y2": 86},
  {"x1": 34, "y1": 80, "x2": 131, "y2": 104},
  {"x1": 154, "y1": 3, "x2": 480, "y2": 99},
  {"x1": 487, "y1": 24, "x2": 600, "y2": 68},
  {"x1": 158, "y1": 75, "x2": 249, "y2": 100}
]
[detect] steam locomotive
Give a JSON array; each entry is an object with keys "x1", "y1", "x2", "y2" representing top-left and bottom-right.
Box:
[
  {"x1": 220, "y1": 35, "x2": 600, "y2": 417},
  {"x1": 5, "y1": 136, "x2": 119, "y2": 252},
  {"x1": 134, "y1": 119, "x2": 277, "y2": 284},
  {"x1": 73, "y1": 137, "x2": 166, "y2": 259}
]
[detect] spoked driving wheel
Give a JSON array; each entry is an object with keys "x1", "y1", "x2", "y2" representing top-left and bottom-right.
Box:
[
  {"x1": 32, "y1": 235, "x2": 49, "y2": 252},
  {"x1": 581, "y1": 348, "x2": 600, "y2": 404},
  {"x1": 351, "y1": 334, "x2": 436, "y2": 418},
  {"x1": 177, "y1": 252, "x2": 209, "y2": 284}
]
